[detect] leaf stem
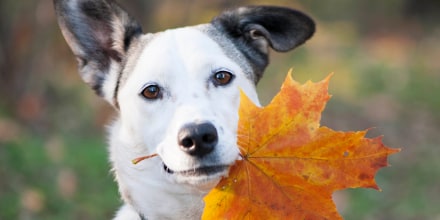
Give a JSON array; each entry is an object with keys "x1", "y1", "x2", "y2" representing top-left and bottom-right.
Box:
[{"x1": 132, "y1": 153, "x2": 158, "y2": 165}]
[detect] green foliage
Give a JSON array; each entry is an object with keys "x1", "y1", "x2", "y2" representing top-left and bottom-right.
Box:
[{"x1": 0, "y1": 135, "x2": 119, "y2": 219}]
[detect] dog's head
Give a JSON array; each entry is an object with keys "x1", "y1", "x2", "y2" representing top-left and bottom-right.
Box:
[{"x1": 54, "y1": 0, "x2": 314, "y2": 189}]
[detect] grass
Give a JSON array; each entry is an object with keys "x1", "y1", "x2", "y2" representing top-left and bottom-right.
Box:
[{"x1": 0, "y1": 133, "x2": 119, "y2": 219}]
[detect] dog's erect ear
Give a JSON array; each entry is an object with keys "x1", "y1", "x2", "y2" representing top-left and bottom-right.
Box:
[
  {"x1": 211, "y1": 6, "x2": 315, "y2": 82},
  {"x1": 54, "y1": 0, "x2": 142, "y2": 104}
]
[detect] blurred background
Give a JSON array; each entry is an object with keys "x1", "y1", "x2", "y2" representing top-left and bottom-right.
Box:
[{"x1": 0, "y1": 0, "x2": 439, "y2": 219}]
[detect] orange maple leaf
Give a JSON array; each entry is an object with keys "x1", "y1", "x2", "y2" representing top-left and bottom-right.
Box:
[{"x1": 202, "y1": 71, "x2": 400, "y2": 219}]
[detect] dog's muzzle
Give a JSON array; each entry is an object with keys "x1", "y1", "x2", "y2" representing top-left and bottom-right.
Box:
[
  {"x1": 160, "y1": 121, "x2": 233, "y2": 184},
  {"x1": 138, "y1": 120, "x2": 230, "y2": 216}
]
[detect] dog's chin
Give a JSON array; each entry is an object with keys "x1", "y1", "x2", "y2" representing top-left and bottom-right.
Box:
[{"x1": 163, "y1": 163, "x2": 230, "y2": 190}]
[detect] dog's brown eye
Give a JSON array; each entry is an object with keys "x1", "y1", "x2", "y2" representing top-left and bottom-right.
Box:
[
  {"x1": 141, "y1": 85, "x2": 161, "y2": 99},
  {"x1": 213, "y1": 71, "x2": 234, "y2": 86}
]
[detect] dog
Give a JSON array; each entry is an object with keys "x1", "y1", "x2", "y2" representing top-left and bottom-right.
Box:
[{"x1": 54, "y1": 0, "x2": 315, "y2": 219}]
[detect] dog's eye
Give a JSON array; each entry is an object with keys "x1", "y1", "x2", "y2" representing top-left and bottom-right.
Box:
[
  {"x1": 141, "y1": 84, "x2": 161, "y2": 100},
  {"x1": 213, "y1": 71, "x2": 234, "y2": 86}
]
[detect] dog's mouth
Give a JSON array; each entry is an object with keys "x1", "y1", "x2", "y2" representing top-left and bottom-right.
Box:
[{"x1": 163, "y1": 163, "x2": 229, "y2": 177}]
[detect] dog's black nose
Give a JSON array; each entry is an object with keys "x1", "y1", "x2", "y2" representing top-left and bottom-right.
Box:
[{"x1": 178, "y1": 122, "x2": 218, "y2": 157}]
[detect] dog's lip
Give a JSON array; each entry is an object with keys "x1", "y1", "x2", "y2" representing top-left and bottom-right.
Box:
[{"x1": 163, "y1": 163, "x2": 229, "y2": 176}]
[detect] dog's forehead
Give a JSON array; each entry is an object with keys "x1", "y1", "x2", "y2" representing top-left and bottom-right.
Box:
[{"x1": 127, "y1": 24, "x2": 254, "y2": 81}]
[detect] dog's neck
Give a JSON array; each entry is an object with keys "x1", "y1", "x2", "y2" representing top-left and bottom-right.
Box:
[
  {"x1": 114, "y1": 191, "x2": 205, "y2": 220},
  {"x1": 132, "y1": 188, "x2": 205, "y2": 219},
  {"x1": 115, "y1": 167, "x2": 207, "y2": 219}
]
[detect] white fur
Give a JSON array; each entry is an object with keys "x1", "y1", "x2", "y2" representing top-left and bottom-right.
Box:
[{"x1": 110, "y1": 27, "x2": 260, "y2": 219}]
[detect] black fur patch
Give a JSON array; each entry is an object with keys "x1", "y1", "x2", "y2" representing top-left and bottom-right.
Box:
[
  {"x1": 123, "y1": 18, "x2": 143, "y2": 52},
  {"x1": 54, "y1": 0, "x2": 142, "y2": 97},
  {"x1": 212, "y1": 6, "x2": 315, "y2": 82}
]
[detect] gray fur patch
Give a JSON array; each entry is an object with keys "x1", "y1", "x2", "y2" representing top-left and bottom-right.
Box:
[
  {"x1": 196, "y1": 24, "x2": 261, "y2": 84},
  {"x1": 114, "y1": 33, "x2": 157, "y2": 106}
]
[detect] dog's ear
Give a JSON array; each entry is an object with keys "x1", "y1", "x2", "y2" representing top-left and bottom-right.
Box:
[
  {"x1": 212, "y1": 6, "x2": 315, "y2": 82},
  {"x1": 54, "y1": 0, "x2": 142, "y2": 105}
]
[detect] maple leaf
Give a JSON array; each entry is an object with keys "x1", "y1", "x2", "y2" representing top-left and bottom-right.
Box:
[{"x1": 202, "y1": 71, "x2": 400, "y2": 219}]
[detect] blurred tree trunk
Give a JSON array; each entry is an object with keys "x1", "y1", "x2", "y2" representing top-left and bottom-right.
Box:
[{"x1": 0, "y1": 1, "x2": 36, "y2": 114}]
